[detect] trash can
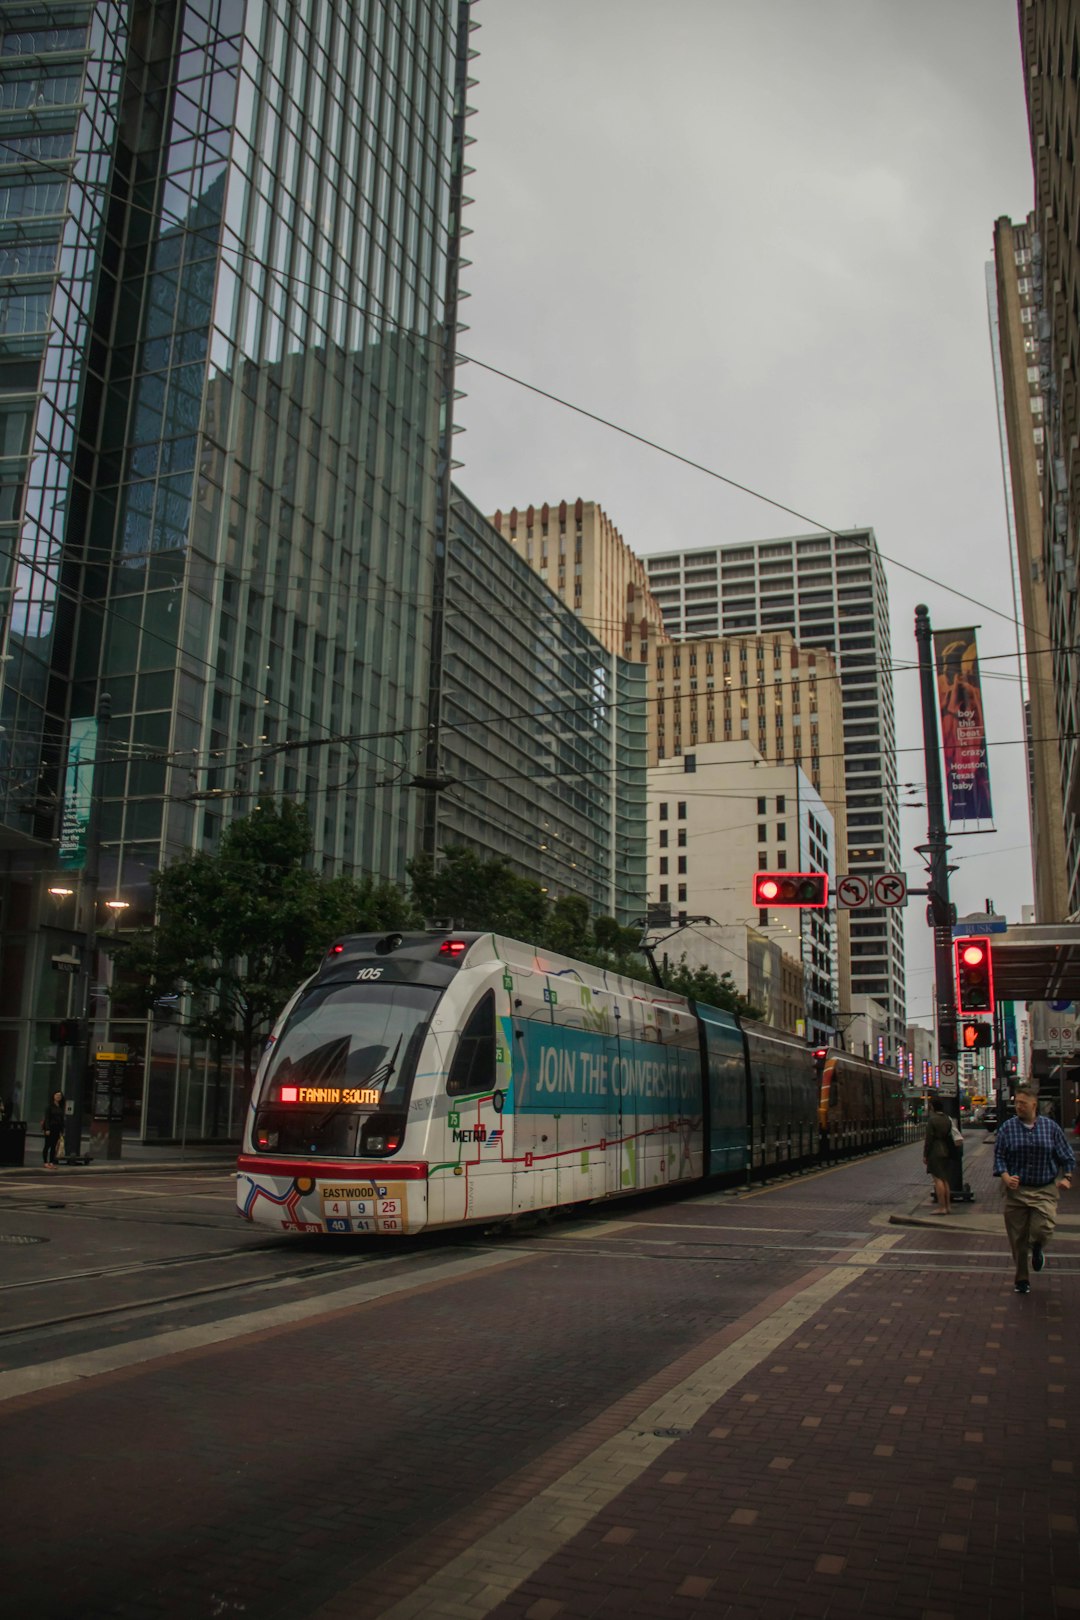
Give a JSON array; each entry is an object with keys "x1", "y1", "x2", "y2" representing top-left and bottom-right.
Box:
[{"x1": 0, "y1": 1121, "x2": 27, "y2": 1166}]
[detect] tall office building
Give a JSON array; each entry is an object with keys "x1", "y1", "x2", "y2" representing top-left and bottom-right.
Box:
[
  {"x1": 648, "y1": 630, "x2": 851, "y2": 1028},
  {"x1": 490, "y1": 499, "x2": 665, "y2": 665},
  {"x1": 0, "y1": 0, "x2": 474, "y2": 1133},
  {"x1": 989, "y1": 213, "x2": 1068, "y2": 920},
  {"x1": 439, "y1": 487, "x2": 647, "y2": 924},
  {"x1": 648, "y1": 744, "x2": 839, "y2": 1044},
  {"x1": 1016, "y1": 0, "x2": 1080, "y2": 913},
  {"x1": 643, "y1": 531, "x2": 905, "y2": 1044}
]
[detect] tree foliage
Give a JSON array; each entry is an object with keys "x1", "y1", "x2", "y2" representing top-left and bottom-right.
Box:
[
  {"x1": 113, "y1": 800, "x2": 419, "y2": 1086},
  {"x1": 657, "y1": 955, "x2": 764, "y2": 1021},
  {"x1": 407, "y1": 845, "x2": 764, "y2": 1017}
]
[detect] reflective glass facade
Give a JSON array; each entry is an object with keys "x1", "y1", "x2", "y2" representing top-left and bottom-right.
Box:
[
  {"x1": 0, "y1": 0, "x2": 472, "y2": 1134},
  {"x1": 442, "y1": 488, "x2": 648, "y2": 925}
]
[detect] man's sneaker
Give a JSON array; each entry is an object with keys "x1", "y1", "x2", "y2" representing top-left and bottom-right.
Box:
[
  {"x1": 1032, "y1": 1243, "x2": 1045, "y2": 1273},
  {"x1": 1014, "y1": 1280, "x2": 1031, "y2": 1294}
]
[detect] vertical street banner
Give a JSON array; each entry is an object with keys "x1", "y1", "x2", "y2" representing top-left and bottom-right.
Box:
[
  {"x1": 933, "y1": 628, "x2": 993, "y2": 823},
  {"x1": 58, "y1": 716, "x2": 97, "y2": 869}
]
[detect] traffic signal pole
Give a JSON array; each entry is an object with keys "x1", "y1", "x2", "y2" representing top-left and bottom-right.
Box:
[{"x1": 914, "y1": 607, "x2": 965, "y2": 1191}]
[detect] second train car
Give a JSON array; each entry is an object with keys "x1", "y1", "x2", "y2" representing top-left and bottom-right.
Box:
[{"x1": 237, "y1": 931, "x2": 904, "y2": 1235}]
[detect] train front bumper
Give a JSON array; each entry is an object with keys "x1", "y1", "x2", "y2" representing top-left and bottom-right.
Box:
[{"x1": 235, "y1": 1156, "x2": 427, "y2": 1234}]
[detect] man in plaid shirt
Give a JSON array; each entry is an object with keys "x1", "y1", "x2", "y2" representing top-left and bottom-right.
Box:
[{"x1": 993, "y1": 1086, "x2": 1075, "y2": 1294}]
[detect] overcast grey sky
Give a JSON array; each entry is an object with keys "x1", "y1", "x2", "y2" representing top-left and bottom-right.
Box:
[{"x1": 456, "y1": 0, "x2": 1037, "y2": 1027}]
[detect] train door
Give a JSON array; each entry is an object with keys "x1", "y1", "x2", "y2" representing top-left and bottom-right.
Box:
[
  {"x1": 438, "y1": 987, "x2": 510, "y2": 1226},
  {"x1": 509, "y1": 975, "x2": 547, "y2": 1215},
  {"x1": 508, "y1": 970, "x2": 612, "y2": 1216},
  {"x1": 697, "y1": 1004, "x2": 744, "y2": 1177}
]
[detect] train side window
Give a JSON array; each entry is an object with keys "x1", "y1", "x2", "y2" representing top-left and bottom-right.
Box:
[{"x1": 446, "y1": 991, "x2": 496, "y2": 1097}]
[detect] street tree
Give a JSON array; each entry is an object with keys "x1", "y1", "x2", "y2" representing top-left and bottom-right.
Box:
[
  {"x1": 113, "y1": 800, "x2": 417, "y2": 1099},
  {"x1": 658, "y1": 955, "x2": 764, "y2": 1020}
]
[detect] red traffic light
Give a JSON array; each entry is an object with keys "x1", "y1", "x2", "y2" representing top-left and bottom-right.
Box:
[
  {"x1": 753, "y1": 871, "x2": 828, "y2": 908},
  {"x1": 955, "y1": 935, "x2": 994, "y2": 1014}
]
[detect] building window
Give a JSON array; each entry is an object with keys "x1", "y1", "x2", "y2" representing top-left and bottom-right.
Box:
[
  {"x1": 757, "y1": 796, "x2": 766, "y2": 814},
  {"x1": 677, "y1": 829, "x2": 687, "y2": 847},
  {"x1": 659, "y1": 829, "x2": 668, "y2": 848},
  {"x1": 677, "y1": 856, "x2": 687, "y2": 874},
  {"x1": 659, "y1": 885, "x2": 669, "y2": 902},
  {"x1": 659, "y1": 857, "x2": 669, "y2": 875},
  {"x1": 659, "y1": 803, "x2": 668, "y2": 820},
  {"x1": 678, "y1": 884, "x2": 687, "y2": 902},
  {"x1": 677, "y1": 801, "x2": 687, "y2": 819}
]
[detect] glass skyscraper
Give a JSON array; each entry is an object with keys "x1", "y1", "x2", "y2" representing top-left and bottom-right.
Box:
[
  {"x1": 0, "y1": 0, "x2": 473, "y2": 1134},
  {"x1": 443, "y1": 487, "x2": 648, "y2": 925}
]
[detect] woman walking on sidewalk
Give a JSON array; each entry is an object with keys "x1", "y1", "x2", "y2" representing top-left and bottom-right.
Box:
[
  {"x1": 923, "y1": 1095, "x2": 954, "y2": 1214},
  {"x1": 41, "y1": 1090, "x2": 65, "y2": 1168},
  {"x1": 994, "y1": 1086, "x2": 1075, "y2": 1294}
]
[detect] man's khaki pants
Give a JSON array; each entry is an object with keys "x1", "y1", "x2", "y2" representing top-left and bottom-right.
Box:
[{"x1": 1004, "y1": 1182, "x2": 1060, "y2": 1282}]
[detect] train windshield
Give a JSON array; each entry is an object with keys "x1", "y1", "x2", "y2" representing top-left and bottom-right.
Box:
[{"x1": 251, "y1": 981, "x2": 437, "y2": 1158}]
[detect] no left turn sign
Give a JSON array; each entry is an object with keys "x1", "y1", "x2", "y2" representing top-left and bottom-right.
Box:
[{"x1": 837, "y1": 875, "x2": 870, "y2": 909}]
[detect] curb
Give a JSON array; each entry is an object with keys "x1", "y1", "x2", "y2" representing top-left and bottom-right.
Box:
[{"x1": 0, "y1": 1158, "x2": 237, "y2": 1177}]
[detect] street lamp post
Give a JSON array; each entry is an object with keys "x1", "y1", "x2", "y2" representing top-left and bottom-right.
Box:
[{"x1": 63, "y1": 692, "x2": 111, "y2": 1161}]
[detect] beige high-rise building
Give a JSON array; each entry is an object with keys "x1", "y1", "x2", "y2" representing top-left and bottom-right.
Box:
[
  {"x1": 649, "y1": 744, "x2": 843, "y2": 1043},
  {"x1": 1016, "y1": 0, "x2": 1080, "y2": 913},
  {"x1": 649, "y1": 631, "x2": 851, "y2": 1023},
  {"x1": 990, "y1": 213, "x2": 1068, "y2": 920},
  {"x1": 490, "y1": 499, "x2": 664, "y2": 663}
]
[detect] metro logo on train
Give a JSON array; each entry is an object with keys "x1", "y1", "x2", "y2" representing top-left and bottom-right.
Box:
[{"x1": 237, "y1": 931, "x2": 905, "y2": 1236}]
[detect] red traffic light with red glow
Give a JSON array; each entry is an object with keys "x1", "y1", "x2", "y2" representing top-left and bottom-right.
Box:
[
  {"x1": 955, "y1": 937, "x2": 994, "y2": 1014},
  {"x1": 753, "y1": 872, "x2": 828, "y2": 908}
]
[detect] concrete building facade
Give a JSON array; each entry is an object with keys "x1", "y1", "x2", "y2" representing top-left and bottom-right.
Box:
[
  {"x1": 490, "y1": 498, "x2": 665, "y2": 666},
  {"x1": 989, "y1": 212, "x2": 1069, "y2": 919},
  {"x1": 648, "y1": 628, "x2": 851, "y2": 1023},
  {"x1": 660, "y1": 922, "x2": 805, "y2": 1037},
  {"x1": 1016, "y1": 1, "x2": 1080, "y2": 915},
  {"x1": 643, "y1": 530, "x2": 905, "y2": 1044},
  {"x1": 648, "y1": 742, "x2": 838, "y2": 1045}
]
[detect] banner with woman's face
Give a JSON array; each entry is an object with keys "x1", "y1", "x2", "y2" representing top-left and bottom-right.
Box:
[{"x1": 933, "y1": 628, "x2": 993, "y2": 823}]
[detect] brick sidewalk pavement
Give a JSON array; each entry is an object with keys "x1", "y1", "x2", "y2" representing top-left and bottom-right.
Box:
[{"x1": 478, "y1": 1231, "x2": 1079, "y2": 1620}]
